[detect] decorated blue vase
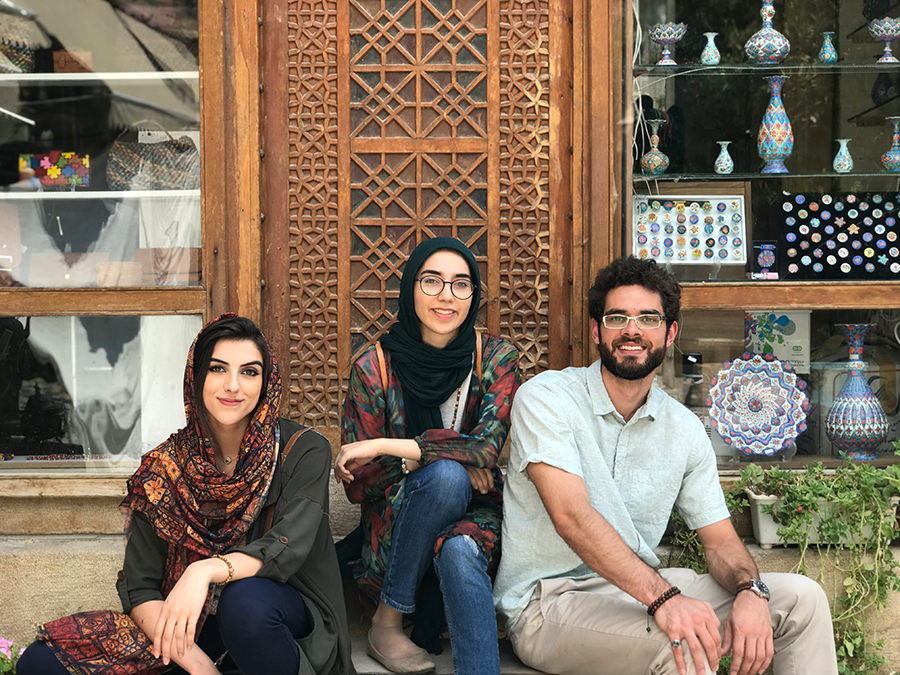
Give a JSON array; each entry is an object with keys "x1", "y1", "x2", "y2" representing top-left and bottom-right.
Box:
[
  {"x1": 745, "y1": 0, "x2": 790, "y2": 65},
  {"x1": 825, "y1": 324, "x2": 888, "y2": 461},
  {"x1": 817, "y1": 32, "x2": 838, "y2": 63},
  {"x1": 701, "y1": 32, "x2": 720, "y2": 66},
  {"x1": 882, "y1": 117, "x2": 900, "y2": 173},
  {"x1": 640, "y1": 119, "x2": 669, "y2": 175},
  {"x1": 758, "y1": 76, "x2": 793, "y2": 174}
]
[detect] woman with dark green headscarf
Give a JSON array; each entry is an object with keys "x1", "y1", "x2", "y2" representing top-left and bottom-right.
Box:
[{"x1": 334, "y1": 237, "x2": 520, "y2": 675}]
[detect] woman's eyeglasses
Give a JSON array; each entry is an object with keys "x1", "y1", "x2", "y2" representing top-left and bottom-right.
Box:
[
  {"x1": 601, "y1": 314, "x2": 664, "y2": 330},
  {"x1": 416, "y1": 275, "x2": 475, "y2": 300}
]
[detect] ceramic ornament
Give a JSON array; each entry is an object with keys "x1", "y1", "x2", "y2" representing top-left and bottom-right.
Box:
[
  {"x1": 707, "y1": 352, "x2": 810, "y2": 456},
  {"x1": 825, "y1": 324, "x2": 888, "y2": 460},
  {"x1": 745, "y1": 0, "x2": 790, "y2": 65},
  {"x1": 649, "y1": 22, "x2": 687, "y2": 65},
  {"x1": 701, "y1": 32, "x2": 721, "y2": 65}
]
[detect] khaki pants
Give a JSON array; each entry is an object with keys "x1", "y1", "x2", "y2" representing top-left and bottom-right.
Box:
[{"x1": 509, "y1": 568, "x2": 837, "y2": 675}]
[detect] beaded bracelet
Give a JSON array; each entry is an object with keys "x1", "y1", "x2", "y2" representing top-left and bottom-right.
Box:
[
  {"x1": 211, "y1": 554, "x2": 234, "y2": 586},
  {"x1": 647, "y1": 586, "x2": 681, "y2": 617}
]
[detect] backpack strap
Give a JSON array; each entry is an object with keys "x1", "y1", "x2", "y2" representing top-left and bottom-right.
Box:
[
  {"x1": 475, "y1": 331, "x2": 482, "y2": 383},
  {"x1": 374, "y1": 341, "x2": 389, "y2": 392},
  {"x1": 263, "y1": 426, "x2": 311, "y2": 534}
]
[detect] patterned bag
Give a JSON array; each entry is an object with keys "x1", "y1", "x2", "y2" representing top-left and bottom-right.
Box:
[
  {"x1": 107, "y1": 133, "x2": 200, "y2": 190},
  {"x1": 0, "y1": 9, "x2": 36, "y2": 73}
]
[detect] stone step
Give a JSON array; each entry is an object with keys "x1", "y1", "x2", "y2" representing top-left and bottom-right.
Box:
[{"x1": 350, "y1": 635, "x2": 545, "y2": 675}]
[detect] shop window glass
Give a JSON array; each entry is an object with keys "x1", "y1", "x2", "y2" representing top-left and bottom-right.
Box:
[
  {"x1": 665, "y1": 309, "x2": 900, "y2": 464},
  {"x1": 627, "y1": 0, "x2": 900, "y2": 282},
  {"x1": 0, "y1": 0, "x2": 200, "y2": 289},
  {"x1": 0, "y1": 314, "x2": 202, "y2": 472}
]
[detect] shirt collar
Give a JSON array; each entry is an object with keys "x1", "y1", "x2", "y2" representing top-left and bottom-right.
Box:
[{"x1": 587, "y1": 360, "x2": 662, "y2": 421}]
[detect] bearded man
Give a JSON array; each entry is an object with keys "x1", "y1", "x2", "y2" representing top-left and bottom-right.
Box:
[{"x1": 493, "y1": 256, "x2": 838, "y2": 675}]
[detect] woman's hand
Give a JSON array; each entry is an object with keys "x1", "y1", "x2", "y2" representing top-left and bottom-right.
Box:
[
  {"x1": 334, "y1": 439, "x2": 385, "y2": 483},
  {"x1": 465, "y1": 467, "x2": 493, "y2": 494},
  {"x1": 151, "y1": 559, "x2": 220, "y2": 666}
]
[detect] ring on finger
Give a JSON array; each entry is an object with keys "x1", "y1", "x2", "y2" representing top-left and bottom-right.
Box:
[{"x1": 671, "y1": 639, "x2": 682, "y2": 648}]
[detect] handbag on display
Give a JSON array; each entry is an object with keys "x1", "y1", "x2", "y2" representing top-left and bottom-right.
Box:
[
  {"x1": 107, "y1": 129, "x2": 201, "y2": 191},
  {"x1": 0, "y1": 5, "x2": 36, "y2": 73}
]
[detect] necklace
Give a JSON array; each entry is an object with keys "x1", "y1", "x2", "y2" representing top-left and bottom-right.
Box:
[{"x1": 450, "y1": 385, "x2": 462, "y2": 429}]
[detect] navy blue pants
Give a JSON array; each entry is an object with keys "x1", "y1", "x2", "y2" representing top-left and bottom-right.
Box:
[{"x1": 17, "y1": 577, "x2": 311, "y2": 675}]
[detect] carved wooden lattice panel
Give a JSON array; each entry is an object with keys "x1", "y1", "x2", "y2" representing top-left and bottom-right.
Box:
[
  {"x1": 287, "y1": 0, "x2": 563, "y2": 425},
  {"x1": 287, "y1": 0, "x2": 340, "y2": 425},
  {"x1": 498, "y1": 0, "x2": 551, "y2": 378}
]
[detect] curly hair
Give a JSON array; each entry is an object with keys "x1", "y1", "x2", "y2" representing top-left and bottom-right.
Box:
[{"x1": 588, "y1": 256, "x2": 681, "y2": 329}]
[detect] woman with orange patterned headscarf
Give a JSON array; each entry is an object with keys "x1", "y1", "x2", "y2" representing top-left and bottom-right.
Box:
[{"x1": 18, "y1": 315, "x2": 354, "y2": 675}]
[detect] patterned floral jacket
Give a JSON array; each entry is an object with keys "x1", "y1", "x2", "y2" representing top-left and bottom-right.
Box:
[{"x1": 341, "y1": 333, "x2": 520, "y2": 599}]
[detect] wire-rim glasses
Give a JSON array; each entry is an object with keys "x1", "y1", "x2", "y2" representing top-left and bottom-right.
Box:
[
  {"x1": 416, "y1": 275, "x2": 475, "y2": 300},
  {"x1": 601, "y1": 313, "x2": 664, "y2": 330}
]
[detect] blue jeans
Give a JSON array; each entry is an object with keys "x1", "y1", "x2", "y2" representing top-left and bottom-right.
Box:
[
  {"x1": 381, "y1": 459, "x2": 500, "y2": 675},
  {"x1": 435, "y1": 534, "x2": 502, "y2": 675},
  {"x1": 17, "y1": 577, "x2": 310, "y2": 675}
]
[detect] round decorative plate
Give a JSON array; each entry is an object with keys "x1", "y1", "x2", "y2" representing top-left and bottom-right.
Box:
[{"x1": 706, "y1": 352, "x2": 810, "y2": 456}]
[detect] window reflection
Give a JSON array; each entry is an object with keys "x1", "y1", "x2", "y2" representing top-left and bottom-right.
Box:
[
  {"x1": 0, "y1": 0, "x2": 201, "y2": 288},
  {"x1": 0, "y1": 314, "x2": 201, "y2": 469}
]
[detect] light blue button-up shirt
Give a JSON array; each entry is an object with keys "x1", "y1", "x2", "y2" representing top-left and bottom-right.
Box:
[{"x1": 494, "y1": 360, "x2": 730, "y2": 632}]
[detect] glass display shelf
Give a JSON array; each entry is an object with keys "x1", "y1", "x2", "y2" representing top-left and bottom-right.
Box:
[
  {"x1": 635, "y1": 62, "x2": 900, "y2": 77},
  {"x1": 0, "y1": 189, "x2": 201, "y2": 200},
  {"x1": 633, "y1": 171, "x2": 900, "y2": 182},
  {"x1": 0, "y1": 71, "x2": 199, "y2": 83}
]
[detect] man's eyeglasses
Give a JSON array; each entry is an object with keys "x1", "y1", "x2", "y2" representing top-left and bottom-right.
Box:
[
  {"x1": 601, "y1": 314, "x2": 664, "y2": 330},
  {"x1": 416, "y1": 275, "x2": 476, "y2": 300}
]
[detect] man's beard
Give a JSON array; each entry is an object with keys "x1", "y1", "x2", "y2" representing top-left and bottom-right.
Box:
[{"x1": 597, "y1": 338, "x2": 667, "y2": 381}]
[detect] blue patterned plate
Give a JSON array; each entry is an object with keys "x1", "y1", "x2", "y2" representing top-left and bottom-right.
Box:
[{"x1": 707, "y1": 352, "x2": 810, "y2": 455}]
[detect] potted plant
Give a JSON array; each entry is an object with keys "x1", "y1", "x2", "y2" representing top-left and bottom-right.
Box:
[{"x1": 734, "y1": 461, "x2": 900, "y2": 674}]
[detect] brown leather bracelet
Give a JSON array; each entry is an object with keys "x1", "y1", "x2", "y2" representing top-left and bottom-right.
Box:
[{"x1": 647, "y1": 586, "x2": 681, "y2": 617}]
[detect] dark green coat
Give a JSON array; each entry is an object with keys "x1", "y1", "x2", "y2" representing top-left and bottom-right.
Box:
[{"x1": 117, "y1": 418, "x2": 355, "y2": 675}]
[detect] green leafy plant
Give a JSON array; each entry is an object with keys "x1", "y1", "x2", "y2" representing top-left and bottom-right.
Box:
[{"x1": 735, "y1": 461, "x2": 900, "y2": 675}]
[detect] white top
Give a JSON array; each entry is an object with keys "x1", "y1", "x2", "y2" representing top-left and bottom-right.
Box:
[{"x1": 493, "y1": 360, "x2": 730, "y2": 632}]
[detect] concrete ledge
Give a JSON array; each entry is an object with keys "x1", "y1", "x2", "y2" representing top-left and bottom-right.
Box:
[{"x1": 0, "y1": 535, "x2": 123, "y2": 647}]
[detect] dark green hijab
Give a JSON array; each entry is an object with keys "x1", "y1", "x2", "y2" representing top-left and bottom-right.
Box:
[{"x1": 380, "y1": 237, "x2": 481, "y2": 438}]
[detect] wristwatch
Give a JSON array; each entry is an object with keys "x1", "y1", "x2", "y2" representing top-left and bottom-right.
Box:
[{"x1": 735, "y1": 579, "x2": 770, "y2": 601}]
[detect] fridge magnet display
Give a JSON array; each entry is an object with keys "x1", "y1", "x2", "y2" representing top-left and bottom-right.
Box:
[
  {"x1": 18, "y1": 152, "x2": 91, "y2": 188},
  {"x1": 632, "y1": 195, "x2": 746, "y2": 264},
  {"x1": 780, "y1": 192, "x2": 900, "y2": 279},
  {"x1": 707, "y1": 352, "x2": 810, "y2": 456},
  {"x1": 752, "y1": 241, "x2": 778, "y2": 279}
]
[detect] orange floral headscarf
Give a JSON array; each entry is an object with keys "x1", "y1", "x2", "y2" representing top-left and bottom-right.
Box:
[{"x1": 122, "y1": 312, "x2": 282, "y2": 592}]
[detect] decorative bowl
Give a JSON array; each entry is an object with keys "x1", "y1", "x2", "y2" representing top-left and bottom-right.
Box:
[
  {"x1": 707, "y1": 352, "x2": 810, "y2": 456},
  {"x1": 868, "y1": 17, "x2": 900, "y2": 63},
  {"x1": 649, "y1": 22, "x2": 687, "y2": 65}
]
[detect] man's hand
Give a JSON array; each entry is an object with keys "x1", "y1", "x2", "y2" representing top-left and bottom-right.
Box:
[
  {"x1": 722, "y1": 592, "x2": 773, "y2": 675},
  {"x1": 653, "y1": 594, "x2": 721, "y2": 675}
]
